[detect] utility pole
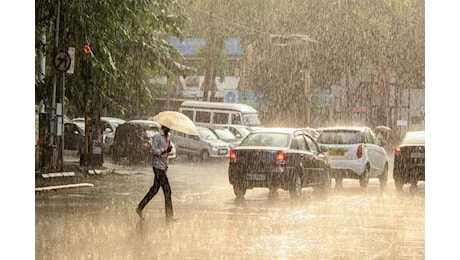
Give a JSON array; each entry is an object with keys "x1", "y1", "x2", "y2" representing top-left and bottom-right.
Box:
[
  {"x1": 49, "y1": 0, "x2": 61, "y2": 169},
  {"x1": 270, "y1": 34, "x2": 319, "y2": 126}
]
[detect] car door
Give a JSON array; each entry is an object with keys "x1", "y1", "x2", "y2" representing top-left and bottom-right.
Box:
[
  {"x1": 292, "y1": 134, "x2": 313, "y2": 182},
  {"x1": 364, "y1": 129, "x2": 387, "y2": 177},
  {"x1": 304, "y1": 134, "x2": 330, "y2": 176}
]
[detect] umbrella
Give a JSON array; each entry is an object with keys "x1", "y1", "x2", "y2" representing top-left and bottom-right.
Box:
[
  {"x1": 375, "y1": 125, "x2": 392, "y2": 131},
  {"x1": 151, "y1": 111, "x2": 199, "y2": 136}
]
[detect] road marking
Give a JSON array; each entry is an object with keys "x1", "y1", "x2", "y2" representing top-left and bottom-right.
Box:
[{"x1": 35, "y1": 183, "x2": 94, "y2": 192}]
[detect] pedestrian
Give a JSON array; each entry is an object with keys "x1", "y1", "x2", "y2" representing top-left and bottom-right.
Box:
[{"x1": 135, "y1": 125, "x2": 176, "y2": 222}]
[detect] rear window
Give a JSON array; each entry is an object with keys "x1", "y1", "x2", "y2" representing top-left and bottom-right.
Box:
[
  {"x1": 240, "y1": 132, "x2": 290, "y2": 148},
  {"x1": 317, "y1": 130, "x2": 363, "y2": 144},
  {"x1": 401, "y1": 131, "x2": 425, "y2": 145}
]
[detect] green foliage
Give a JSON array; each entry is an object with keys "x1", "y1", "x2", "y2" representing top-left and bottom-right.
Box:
[{"x1": 35, "y1": 0, "x2": 194, "y2": 119}]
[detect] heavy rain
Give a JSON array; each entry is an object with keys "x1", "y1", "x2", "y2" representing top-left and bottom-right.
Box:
[{"x1": 12, "y1": 0, "x2": 455, "y2": 259}]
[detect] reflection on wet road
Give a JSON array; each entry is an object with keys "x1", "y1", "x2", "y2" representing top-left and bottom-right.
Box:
[{"x1": 36, "y1": 158, "x2": 424, "y2": 259}]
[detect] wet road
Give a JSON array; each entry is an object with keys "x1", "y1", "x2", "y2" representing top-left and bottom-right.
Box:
[{"x1": 36, "y1": 156, "x2": 424, "y2": 259}]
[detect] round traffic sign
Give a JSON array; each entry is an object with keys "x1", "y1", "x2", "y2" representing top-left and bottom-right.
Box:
[{"x1": 53, "y1": 50, "x2": 71, "y2": 72}]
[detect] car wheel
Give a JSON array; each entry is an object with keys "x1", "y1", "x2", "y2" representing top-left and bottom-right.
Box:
[
  {"x1": 289, "y1": 173, "x2": 302, "y2": 199},
  {"x1": 233, "y1": 185, "x2": 246, "y2": 199},
  {"x1": 314, "y1": 168, "x2": 331, "y2": 194},
  {"x1": 268, "y1": 188, "x2": 279, "y2": 200},
  {"x1": 335, "y1": 177, "x2": 343, "y2": 189},
  {"x1": 359, "y1": 166, "x2": 370, "y2": 188},
  {"x1": 394, "y1": 177, "x2": 404, "y2": 192},
  {"x1": 410, "y1": 174, "x2": 418, "y2": 192},
  {"x1": 379, "y1": 164, "x2": 388, "y2": 189},
  {"x1": 201, "y1": 150, "x2": 210, "y2": 161},
  {"x1": 110, "y1": 146, "x2": 120, "y2": 163}
]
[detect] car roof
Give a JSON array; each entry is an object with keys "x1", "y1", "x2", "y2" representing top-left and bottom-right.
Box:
[
  {"x1": 251, "y1": 127, "x2": 304, "y2": 134},
  {"x1": 401, "y1": 131, "x2": 425, "y2": 145},
  {"x1": 127, "y1": 120, "x2": 161, "y2": 127},
  {"x1": 319, "y1": 126, "x2": 369, "y2": 132},
  {"x1": 101, "y1": 117, "x2": 126, "y2": 123}
]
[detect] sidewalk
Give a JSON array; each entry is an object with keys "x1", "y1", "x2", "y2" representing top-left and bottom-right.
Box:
[{"x1": 35, "y1": 153, "x2": 113, "y2": 191}]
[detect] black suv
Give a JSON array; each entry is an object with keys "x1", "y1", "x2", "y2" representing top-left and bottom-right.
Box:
[{"x1": 110, "y1": 120, "x2": 160, "y2": 164}]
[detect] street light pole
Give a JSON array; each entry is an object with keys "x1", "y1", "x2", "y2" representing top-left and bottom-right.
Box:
[{"x1": 269, "y1": 34, "x2": 319, "y2": 127}]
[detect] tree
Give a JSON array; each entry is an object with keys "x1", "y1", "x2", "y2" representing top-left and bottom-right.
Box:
[{"x1": 35, "y1": 0, "x2": 194, "y2": 118}]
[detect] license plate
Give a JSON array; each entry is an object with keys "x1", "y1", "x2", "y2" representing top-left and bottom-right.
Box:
[
  {"x1": 246, "y1": 174, "x2": 266, "y2": 181},
  {"x1": 218, "y1": 149, "x2": 227, "y2": 155},
  {"x1": 328, "y1": 150, "x2": 345, "y2": 156},
  {"x1": 411, "y1": 152, "x2": 424, "y2": 158}
]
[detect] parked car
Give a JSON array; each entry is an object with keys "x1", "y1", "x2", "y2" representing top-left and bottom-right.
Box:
[
  {"x1": 228, "y1": 127, "x2": 331, "y2": 200},
  {"x1": 215, "y1": 124, "x2": 253, "y2": 140},
  {"x1": 207, "y1": 126, "x2": 241, "y2": 149},
  {"x1": 63, "y1": 121, "x2": 85, "y2": 153},
  {"x1": 316, "y1": 126, "x2": 388, "y2": 189},
  {"x1": 110, "y1": 120, "x2": 176, "y2": 164},
  {"x1": 393, "y1": 130, "x2": 425, "y2": 192},
  {"x1": 72, "y1": 116, "x2": 126, "y2": 154},
  {"x1": 172, "y1": 126, "x2": 231, "y2": 161}
]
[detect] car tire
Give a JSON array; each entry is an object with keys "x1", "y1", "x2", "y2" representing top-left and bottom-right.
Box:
[
  {"x1": 379, "y1": 164, "x2": 388, "y2": 189},
  {"x1": 335, "y1": 177, "x2": 343, "y2": 189},
  {"x1": 410, "y1": 174, "x2": 418, "y2": 192},
  {"x1": 110, "y1": 146, "x2": 120, "y2": 163},
  {"x1": 201, "y1": 150, "x2": 210, "y2": 161},
  {"x1": 359, "y1": 166, "x2": 370, "y2": 188},
  {"x1": 394, "y1": 177, "x2": 404, "y2": 192},
  {"x1": 289, "y1": 172, "x2": 302, "y2": 199},
  {"x1": 314, "y1": 168, "x2": 331, "y2": 194},
  {"x1": 268, "y1": 188, "x2": 279, "y2": 200},
  {"x1": 233, "y1": 185, "x2": 246, "y2": 199}
]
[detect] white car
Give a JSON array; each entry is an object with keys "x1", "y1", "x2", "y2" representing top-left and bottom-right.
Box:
[
  {"x1": 172, "y1": 126, "x2": 231, "y2": 161},
  {"x1": 316, "y1": 126, "x2": 388, "y2": 189}
]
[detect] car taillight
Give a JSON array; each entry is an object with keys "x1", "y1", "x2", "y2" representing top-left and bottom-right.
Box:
[
  {"x1": 394, "y1": 146, "x2": 401, "y2": 158},
  {"x1": 229, "y1": 149, "x2": 237, "y2": 163},
  {"x1": 357, "y1": 145, "x2": 362, "y2": 159},
  {"x1": 275, "y1": 151, "x2": 286, "y2": 167}
]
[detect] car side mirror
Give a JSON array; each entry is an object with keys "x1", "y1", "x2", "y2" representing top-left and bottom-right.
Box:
[{"x1": 320, "y1": 145, "x2": 329, "y2": 153}]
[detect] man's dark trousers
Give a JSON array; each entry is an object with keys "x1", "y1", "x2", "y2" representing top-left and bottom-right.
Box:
[{"x1": 137, "y1": 167, "x2": 173, "y2": 218}]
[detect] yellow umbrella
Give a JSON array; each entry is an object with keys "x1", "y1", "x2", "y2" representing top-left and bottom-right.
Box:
[
  {"x1": 375, "y1": 125, "x2": 392, "y2": 131},
  {"x1": 151, "y1": 111, "x2": 199, "y2": 136}
]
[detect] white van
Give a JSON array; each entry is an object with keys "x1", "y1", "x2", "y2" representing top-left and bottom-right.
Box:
[{"x1": 179, "y1": 101, "x2": 262, "y2": 128}]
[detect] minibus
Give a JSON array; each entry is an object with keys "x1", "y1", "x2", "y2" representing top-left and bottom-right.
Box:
[{"x1": 179, "y1": 100, "x2": 262, "y2": 128}]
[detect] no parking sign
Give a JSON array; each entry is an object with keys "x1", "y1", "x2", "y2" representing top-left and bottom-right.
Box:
[{"x1": 53, "y1": 49, "x2": 71, "y2": 72}]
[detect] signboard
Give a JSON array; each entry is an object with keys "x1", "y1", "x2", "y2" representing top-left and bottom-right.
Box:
[
  {"x1": 397, "y1": 120, "x2": 408, "y2": 126},
  {"x1": 67, "y1": 47, "x2": 75, "y2": 74},
  {"x1": 53, "y1": 50, "x2": 71, "y2": 72}
]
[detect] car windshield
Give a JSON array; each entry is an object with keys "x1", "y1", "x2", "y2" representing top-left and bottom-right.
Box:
[
  {"x1": 317, "y1": 130, "x2": 363, "y2": 144},
  {"x1": 236, "y1": 126, "x2": 252, "y2": 137},
  {"x1": 242, "y1": 113, "x2": 261, "y2": 127},
  {"x1": 240, "y1": 132, "x2": 290, "y2": 148},
  {"x1": 214, "y1": 128, "x2": 236, "y2": 141},
  {"x1": 199, "y1": 128, "x2": 219, "y2": 140},
  {"x1": 74, "y1": 122, "x2": 85, "y2": 132}
]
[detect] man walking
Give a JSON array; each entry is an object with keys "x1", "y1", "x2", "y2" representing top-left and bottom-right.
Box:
[{"x1": 136, "y1": 125, "x2": 176, "y2": 222}]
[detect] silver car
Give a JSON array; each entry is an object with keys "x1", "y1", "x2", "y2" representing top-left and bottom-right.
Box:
[
  {"x1": 316, "y1": 126, "x2": 388, "y2": 189},
  {"x1": 172, "y1": 126, "x2": 231, "y2": 161}
]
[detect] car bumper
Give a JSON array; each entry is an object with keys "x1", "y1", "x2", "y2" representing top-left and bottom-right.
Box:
[
  {"x1": 228, "y1": 165, "x2": 292, "y2": 188},
  {"x1": 328, "y1": 157, "x2": 366, "y2": 177}
]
